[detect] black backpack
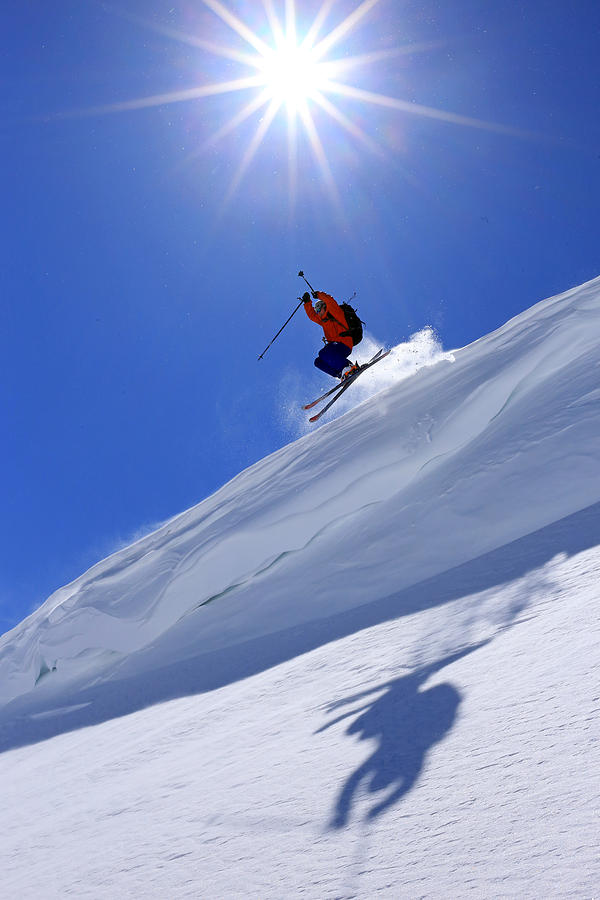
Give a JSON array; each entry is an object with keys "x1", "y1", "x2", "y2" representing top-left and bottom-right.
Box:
[{"x1": 339, "y1": 302, "x2": 364, "y2": 345}]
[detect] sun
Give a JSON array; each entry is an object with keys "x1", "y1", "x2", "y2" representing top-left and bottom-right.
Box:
[
  {"x1": 258, "y1": 40, "x2": 325, "y2": 110},
  {"x1": 81, "y1": 0, "x2": 523, "y2": 213}
]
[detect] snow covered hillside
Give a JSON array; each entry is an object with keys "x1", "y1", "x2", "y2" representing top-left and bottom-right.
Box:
[{"x1": 1, "y1": 277, "x2": 599, "y2": 898}]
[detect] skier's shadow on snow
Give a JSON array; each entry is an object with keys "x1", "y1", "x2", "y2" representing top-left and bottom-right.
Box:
[{"x1": 319, "y1": 644, "x2": 485, "y2": 829}]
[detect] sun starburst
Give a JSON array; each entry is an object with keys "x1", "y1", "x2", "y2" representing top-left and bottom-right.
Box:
[
  {"x1": 75, "y1": 0, "x2": 528, "y2": 215},
  {"x1": 185, "y1": 0, "x2": 398, "y2": 210}
]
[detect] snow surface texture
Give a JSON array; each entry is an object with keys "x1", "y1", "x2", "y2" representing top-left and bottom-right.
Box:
[{"x1": 1, "y1": 277, "x2": 599, "y2": 897}]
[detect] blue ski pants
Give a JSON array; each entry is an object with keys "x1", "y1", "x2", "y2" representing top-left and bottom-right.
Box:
[{"x1": 314, "y1": 342, "x2": 351, "y2": 378}]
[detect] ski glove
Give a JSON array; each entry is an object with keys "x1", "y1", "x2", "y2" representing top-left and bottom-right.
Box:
[{"x1": 302, "y1": 292, "x2": 311, "y2": 303}]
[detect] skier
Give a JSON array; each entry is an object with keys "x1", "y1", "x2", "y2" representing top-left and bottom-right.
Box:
[{"x1": 302, "y1": 290, "x2": 359, "y2": 380}]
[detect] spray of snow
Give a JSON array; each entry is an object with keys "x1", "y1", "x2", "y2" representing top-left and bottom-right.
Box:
[{"x1": 279, "y1": 326, "x2": 454, "y2": 435}]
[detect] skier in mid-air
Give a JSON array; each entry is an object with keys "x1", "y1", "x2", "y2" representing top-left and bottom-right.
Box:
[
  {"x1": 302, "y1": 290, "x2": 359, "y2": 380},
  {"x1": 257, "y1": 270, "x2": 390, "y2": 421}
]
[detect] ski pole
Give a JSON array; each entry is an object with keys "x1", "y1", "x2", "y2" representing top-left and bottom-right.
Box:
[
  {"x1": 258, "y1": 297, "x2": 305, "y2": 361},
  {"x1": 298, "y1": 270, "x2": 317, "y2": 295}
]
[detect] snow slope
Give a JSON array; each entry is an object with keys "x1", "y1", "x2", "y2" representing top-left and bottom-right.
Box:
[{"x1": 1, "y1": 277, "x2": 599, "y2": 897}]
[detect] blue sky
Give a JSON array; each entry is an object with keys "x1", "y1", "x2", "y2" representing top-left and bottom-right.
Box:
[{"x1": 2, "y1": 0, "x2": 599, "y2": 632}]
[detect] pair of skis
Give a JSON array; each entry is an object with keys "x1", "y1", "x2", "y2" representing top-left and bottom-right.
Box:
[{"x1": 303, "y1": 349, "x2": 391, "y2": 422}]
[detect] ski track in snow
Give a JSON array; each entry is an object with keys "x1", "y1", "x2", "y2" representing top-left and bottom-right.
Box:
[{"x1": 0, "y1": 277, "x2": 600, "y2": 897}]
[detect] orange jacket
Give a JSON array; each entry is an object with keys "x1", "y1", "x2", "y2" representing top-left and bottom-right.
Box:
[{"x1": 304, "y1": 291, "x2": 353, "y2": 350}]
